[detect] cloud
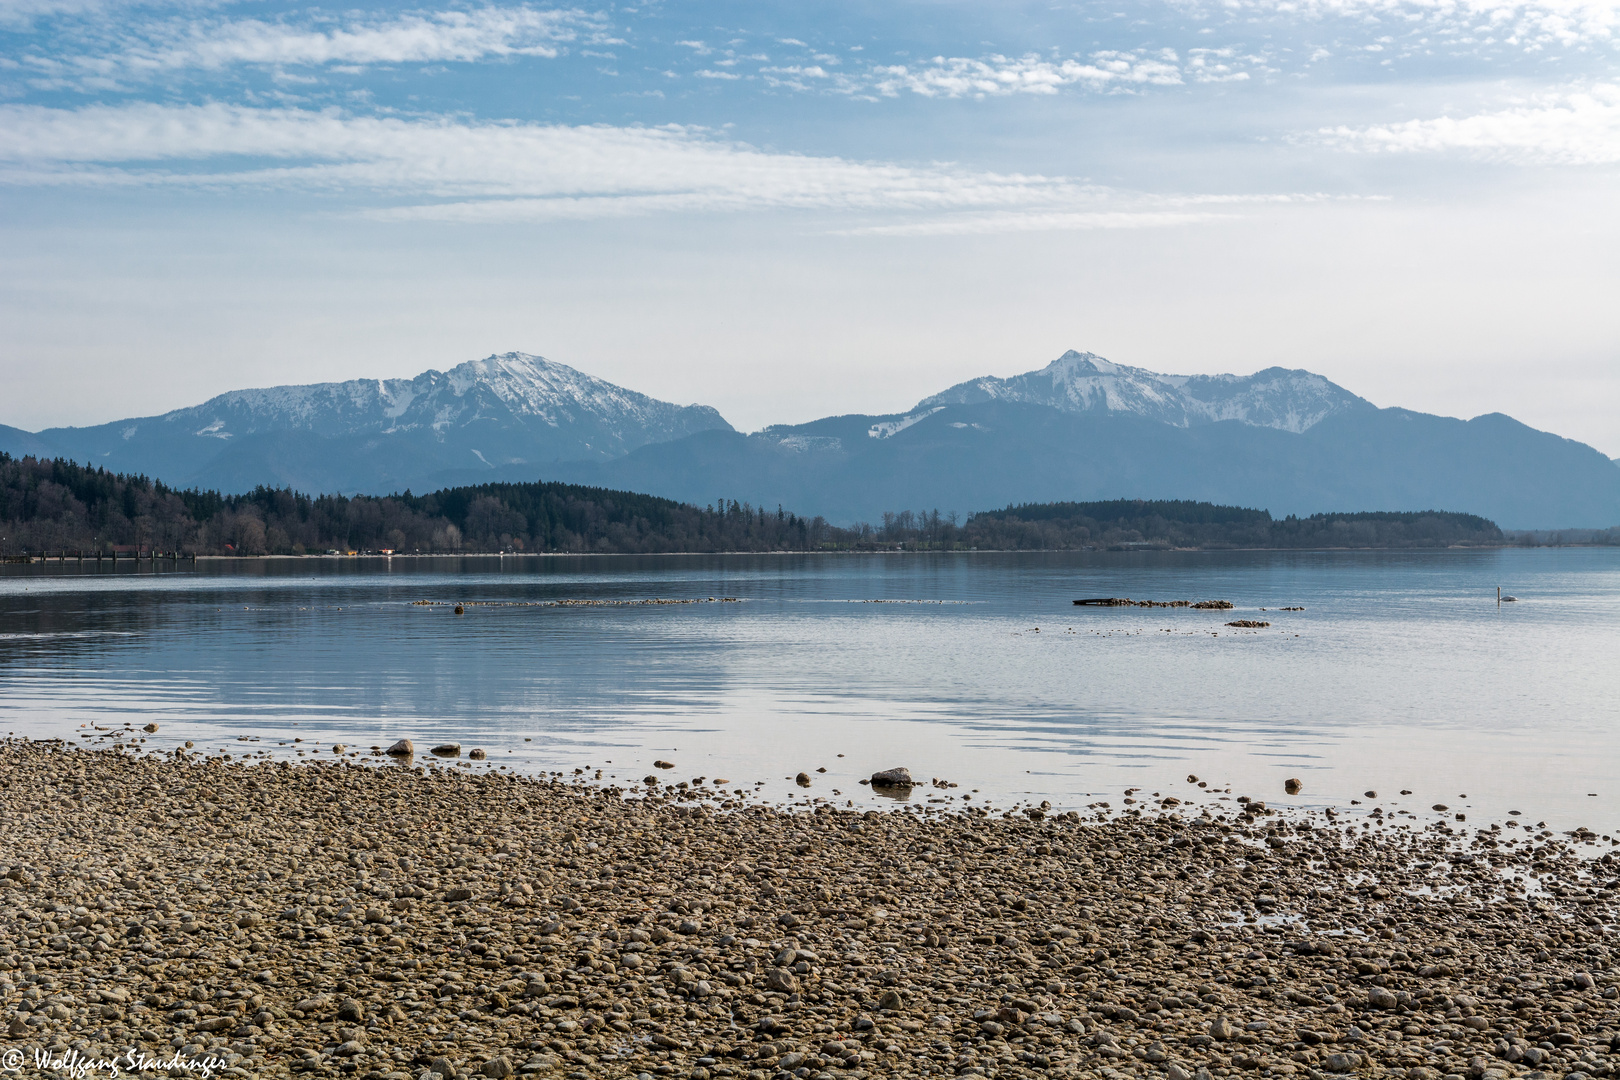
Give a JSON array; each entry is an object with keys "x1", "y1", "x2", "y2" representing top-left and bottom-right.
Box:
[
  {"x1": 836, "y1": 210, "x2": 1227, "y2": 235},
  {"x1": 1319, "y1": 82, "x2": 1620, "y2": 163},
  {"x1": 760, "y1": 64, "x2": 832, "y2": 90},
  {"x1": 0, "y1": 102, "x2": 1084, "y2": 207},
  {"x1": 870, "y1": 51, "x2": 1185, "y2": 97},
  {"x1": 1177, "y1": 0, "x2": 1620, "y2": 50},
  {"x1": 1186, "y1": 48, "x2": 1255, "y2": 82},
  {"x1": 0, "y1": 0, "x2": 210, "y2": 26},
  {"x1": 761, "y1": 65, "x2": 829, "y2": 78},
  {"x1": 18, "y1": 5, "x2": 611, "y2": 82},
  {"x1": 0, "y1": 101, "x2": 1333, "y2": 231}
]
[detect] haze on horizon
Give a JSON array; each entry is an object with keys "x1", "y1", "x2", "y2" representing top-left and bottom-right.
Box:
[{"x1": 0, "y1": 0, "x2": 1616, "y2": 455}]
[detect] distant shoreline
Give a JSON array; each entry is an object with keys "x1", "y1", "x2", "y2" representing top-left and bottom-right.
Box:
[{"x1": 10, "y1": 542, "x2": 1616, "y2": 565}]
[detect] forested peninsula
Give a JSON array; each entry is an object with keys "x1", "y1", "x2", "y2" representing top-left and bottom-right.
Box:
[{"x1": 0, "y1": 452, "x2": 1537, "y2": 556}]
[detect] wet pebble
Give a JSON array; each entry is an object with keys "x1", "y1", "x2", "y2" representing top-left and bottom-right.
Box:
[{"x1": 0, "y1": 739, "x2": 1615, "y2": 1080}]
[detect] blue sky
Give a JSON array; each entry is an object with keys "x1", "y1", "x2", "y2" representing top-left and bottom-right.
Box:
[{"x1": 1, "y1": 0, "x2": 1617, "y2": 450}]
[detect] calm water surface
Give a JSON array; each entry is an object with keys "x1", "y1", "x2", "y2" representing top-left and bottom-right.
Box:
[{"x1": 2, "y1": 549, "x2": 1617, "y2": 832}]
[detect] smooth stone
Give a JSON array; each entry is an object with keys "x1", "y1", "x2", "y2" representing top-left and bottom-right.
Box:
[{"x1": 870, "y1": 767, "x2": 915, "y2": 788}]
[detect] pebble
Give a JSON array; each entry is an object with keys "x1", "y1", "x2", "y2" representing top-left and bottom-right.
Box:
[{"x1": 1, "y1": 739, "x2": 1617, "y2": 1080}]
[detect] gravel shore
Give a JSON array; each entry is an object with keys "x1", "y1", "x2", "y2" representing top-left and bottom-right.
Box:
[{"x1": 2, "y1": 740, "x2": 1617, "y2": 1080}]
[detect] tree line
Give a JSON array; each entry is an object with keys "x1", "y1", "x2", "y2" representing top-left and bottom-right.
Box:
[
  {"x1": 0, "y1": 455, "x2": 844, "y2": 555},
  {"x1": 0, "y1": 453, "x2": 1522, "y2": 556},
  {"x1": 961, "y1": 501, "x2": 1509, "y2": 550}
]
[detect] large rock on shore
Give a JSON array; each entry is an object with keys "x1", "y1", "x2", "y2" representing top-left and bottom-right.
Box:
[{"x1": 869, "y1": 766, "x2": 915, "y2": 788}]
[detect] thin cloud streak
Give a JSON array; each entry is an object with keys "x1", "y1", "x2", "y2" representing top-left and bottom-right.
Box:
[
  {"x1": 835, "y1": 211, "x2": 1228, "y2": 235},
  {"x1": 0, "y1": 0, "x2": 220, "y2": 26},
  {"x1": 1319, "y1": 82, "x2": 1620, "y2": 163},
  {"x1": 869, "y1": 52, "x2": 1186, "y2": 97},
  {"x1": 835, "y1": 193, "x2": 1362, "y2": 235},
  {"x1": 0, "y1": 102, "x2": 1342, "y2": 230},
  {"x1": 16, "y1": 5, "x2": 612, "y2": 85},
  {"x1": 1180, "y1": 0, "x2": 1620, "y2": 48},
  {"x1": 0, "y1": 101, "x2": 1100, "y2": 210}
]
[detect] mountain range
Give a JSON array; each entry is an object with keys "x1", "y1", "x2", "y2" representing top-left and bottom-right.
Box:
[
  {"x1": 5, "y1": 349, "x2": 1618, "y2": 529},
  {"x1": 1, "y1": 353, "x2": 730, "y2": 497}
]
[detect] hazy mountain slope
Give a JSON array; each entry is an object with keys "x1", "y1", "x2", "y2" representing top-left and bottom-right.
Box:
[
  {"x1": 548, "y1": 400, "x2": 1620, "y2": 529},
  {"x1": 2, "y1": 353, "x2": 731, "y2": 493},
  {"x1": 1292, "y1": 409, "x2": 1620, "y2": 529},
  {"x1": 918, "y1": 350, "x2": 1369, "y2": 433},
  {"x1": 0, "y1": 425, "x2": 55, "y2": 460}
]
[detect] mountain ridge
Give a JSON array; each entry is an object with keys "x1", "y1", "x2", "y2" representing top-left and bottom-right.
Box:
[
  {"x1": 533, "y1": 398, "x2": 1620, "y2": 529},
  {"x1": 916, "y1": 350, "x2": 1369, "y2": 434},
  {"x1": 7, "y1": 353, "x2": 731, "y2": 493},
  {"x1": 2, "y1": 348, "x2": 1616, "y2": 529}
]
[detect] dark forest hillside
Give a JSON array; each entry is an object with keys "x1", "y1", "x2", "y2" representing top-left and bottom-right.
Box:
[
  {"x1": 0, "y1": 455, "x2": 838, "y2": 555},
  {"x1": 0, "y1": 454, "x2": 1522, "y2": 556},
  {"x1": 966, "y1": 500, "x2": 1507, "y2": 550}
]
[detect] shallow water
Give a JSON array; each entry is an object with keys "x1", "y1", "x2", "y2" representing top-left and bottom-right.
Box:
[{"x1": 1, "y1": 549, "x2": 1617, "y2": 833}]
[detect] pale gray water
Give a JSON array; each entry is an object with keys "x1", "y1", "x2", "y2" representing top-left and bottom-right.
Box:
[{"x1": 1, "y1": 549, "x2": 1617, "y2": 833}]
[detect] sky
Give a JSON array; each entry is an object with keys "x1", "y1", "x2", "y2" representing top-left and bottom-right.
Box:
[{"x1": 0, "y1": 0, "x2": 1617, "y2": 453}]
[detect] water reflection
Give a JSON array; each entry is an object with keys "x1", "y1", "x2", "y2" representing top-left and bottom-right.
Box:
[{"x1": 1, "y1": 549, "x2": 1617, "y2": 831}]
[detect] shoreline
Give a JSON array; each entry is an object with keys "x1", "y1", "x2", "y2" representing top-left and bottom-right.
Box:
[
  {"x1": 4, "y1": 544, "x2": 1588, "y2": 566},
  {"x1": 2, "y1": 742, "x2": 1616, "y2": 1080}
]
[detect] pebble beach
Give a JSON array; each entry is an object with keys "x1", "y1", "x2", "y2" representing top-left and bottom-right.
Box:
[{"x1": 2, "y1": 739, "x2": 1618, "y2": 1080}]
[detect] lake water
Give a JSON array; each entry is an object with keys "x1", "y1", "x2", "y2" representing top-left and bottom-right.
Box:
[{"x1": 2, "y1": 549, "x2": 1617, "y2": 834}]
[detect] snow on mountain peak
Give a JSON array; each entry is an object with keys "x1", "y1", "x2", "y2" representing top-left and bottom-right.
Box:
[
  {"x1": 143, "y1": 351, "x2": 732, "y2": 465},
  {"x1": 1048, "y1": 350, "x2": 1123, "y2": 377},
  {"x1": 918, "y1": 350, "x2": 1368, "y2": 434}
]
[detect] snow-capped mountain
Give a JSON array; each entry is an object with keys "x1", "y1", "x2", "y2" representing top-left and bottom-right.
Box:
[
  {"x1": 148, "y1": 352, "x2": 728, "y2": 453},
  {"x1": 16, "y1": 353, "x2": 731, "y2": 494},
  {"x1": 915, "y1": 350, "x2": 1368, "y2": 434},
  {"x1": 535, "y1": 347, "x2": 1615, "y2": 529},
  {"x1": 6, "y1": 346, "x2": 1618, "y2": 528}
]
